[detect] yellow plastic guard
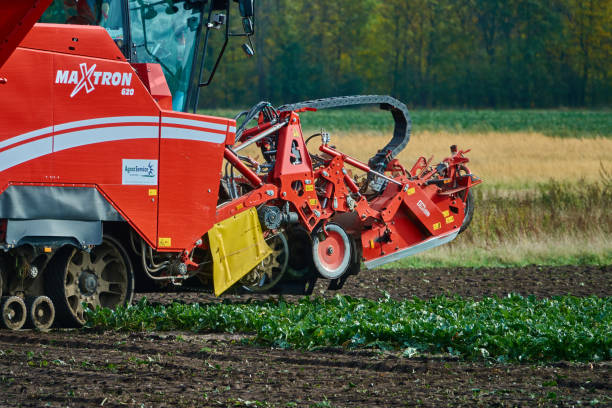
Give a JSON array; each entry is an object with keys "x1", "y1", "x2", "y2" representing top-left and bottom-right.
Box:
[{"x1": 209, "y1": 208, "x2": 272, "y2": 296}]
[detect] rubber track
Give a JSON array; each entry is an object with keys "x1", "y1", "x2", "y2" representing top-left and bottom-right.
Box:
[
  {"x1": 44, "y1": 246, "x2": 81, "y2": 328},
  {"x1": 279, "y1": 95, "x2": 412, "y2": 171}
]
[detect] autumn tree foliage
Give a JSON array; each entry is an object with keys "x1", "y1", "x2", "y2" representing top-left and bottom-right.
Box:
[
  {"x1": 39, "y1": 0, "x2": 612, "y2": 108},
  {"x1": 202, "y1": 0, "x2": 611, "y2": 108}
]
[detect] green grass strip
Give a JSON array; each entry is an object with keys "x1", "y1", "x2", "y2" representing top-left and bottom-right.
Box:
[
  {"x1": 86, "y1": 295, "x2": 611, "y2": 363},
  {"x1": 201, "y1": 109, "x2": 612, "y2": 138},
  {"x1": 387, "y1": 249, "x2": 612, "y2": 269}
]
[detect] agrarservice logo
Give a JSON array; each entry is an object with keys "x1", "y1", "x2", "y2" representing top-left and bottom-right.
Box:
[
  {"x1": 124, "y1": 162, "x2": 156, "y2": 178},
  {"x1": 122, "y1": 159, "x2": 158, "y2": 186},
  {"x1": 55, "y1": 63, "x2": 133, "y2": 98}
]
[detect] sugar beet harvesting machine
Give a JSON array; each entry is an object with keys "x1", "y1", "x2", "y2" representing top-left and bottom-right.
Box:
[{"x1": 0, "y1": 0, "x2": 481, "y2": 330}]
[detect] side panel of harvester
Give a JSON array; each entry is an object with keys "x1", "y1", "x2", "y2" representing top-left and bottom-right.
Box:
[
  {"x1": 0, "y1": 24, "x2": 232, "y2": 252},
  {"x1": 0, "y1": 25, "x2": 160, "y2": 247},
  {"x1": 157, "y1": 110, "x2": 235, "y2": 251},
  {"x1": 0, "y1": 47, "x2": 54, "y2": 181}
]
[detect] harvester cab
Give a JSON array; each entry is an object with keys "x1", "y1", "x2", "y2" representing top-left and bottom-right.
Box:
[
  {"x1": 0, "y1": 0, "x2": 481, "y2": 330},
  {"x1": 37, "y1": 0, "x2": 255, "y2": 112}
]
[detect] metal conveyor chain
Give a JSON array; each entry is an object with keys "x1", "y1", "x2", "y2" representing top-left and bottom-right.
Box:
[{"x1": 278, "y1": 95, "x2": 412, "y2": 171}]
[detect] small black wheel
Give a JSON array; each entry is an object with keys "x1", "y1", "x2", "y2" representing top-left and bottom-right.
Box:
[
  {"x1": 0, "y1": 296, "x2": 27, "y2": 331},
  {"x1": 45, "y1": 236, "x2": 134, "y2": 327},
  {"x1": 459, "y1": 189, "x2": 474, "y2": 234},
  {"x1": 279, "y1": 227, "x2": 318, "y2": 295},
  {"x1": 286, "y1": 227, "x2": 316, "y2": 279},
  {"x1": 453, "y1": 164, "x2": 475, "y2": 234}
]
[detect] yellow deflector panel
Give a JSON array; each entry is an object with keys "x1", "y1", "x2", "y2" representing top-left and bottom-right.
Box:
[{"x1": 209, "y1": 208, "x2": 272, "y2": 296}]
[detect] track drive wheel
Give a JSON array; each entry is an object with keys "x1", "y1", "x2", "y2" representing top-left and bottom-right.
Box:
[
  {"x1": 240, "y1": 232, "x2": 289, "y2": 292},
  {"x1": 45, "y1": 236, "x2": 134, "y2": 327},
  {"x1": 312, "y1": 224, "x2": 352, "y2": 279},
  {"x1": 1, "y1": 296, "x2": 27, "y2": 330}
]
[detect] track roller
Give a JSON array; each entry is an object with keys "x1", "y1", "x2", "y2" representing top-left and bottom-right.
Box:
[
  {"x1": 312, "y1": 224, "x2": 352, "y2": 279},
  {"x1": 24, "y1": 296, "x2": 55, "y2": 330},
  {"x1": 0, "y1": 296, "x2": 27, "y2": 331}
]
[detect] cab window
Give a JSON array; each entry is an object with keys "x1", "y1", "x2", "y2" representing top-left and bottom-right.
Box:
[
  {"x1": 129, "y1": 0, "x2": 203, "y2": 112},
  {"x1": 40, "y1": 0, "x2": 127, "y2": 55}
]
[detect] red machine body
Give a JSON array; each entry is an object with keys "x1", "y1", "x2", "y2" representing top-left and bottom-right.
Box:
[{"x1": 0, "y1": 22, "x2": 234, "y2": 252}]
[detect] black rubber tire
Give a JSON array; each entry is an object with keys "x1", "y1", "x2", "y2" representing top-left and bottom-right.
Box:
[
  {"x1": 459, "y1": 189, "x2": 475, "y2": 234},
  {"x1": 285, "y1": 227, "x2": 317, "y2": 279},
  {"x1": 24, "y1": 296, "x2": 55, "y2": 331},
  {"x1": 269, "y1": 227, "x2": 318, "y2": 295},
  {"x1": 103, "y1": 222, "x2": 158, "y2": 293},
  {"x1": 0, "y1": 296, "x2": 27, "y2": 331},
  {"x1": 45, "y1": 236, "x2": 134, "y2": 328}
]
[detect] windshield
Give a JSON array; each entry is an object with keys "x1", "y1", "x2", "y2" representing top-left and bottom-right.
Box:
[
  {"x1": 40, "y1": 0, "x2": 128, "y2": 55},
  {"x1": 129, "y1": 0, "x2": 203, "y2": 111}
]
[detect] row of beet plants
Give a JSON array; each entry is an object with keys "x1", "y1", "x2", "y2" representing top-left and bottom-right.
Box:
[{"x1": 86, "y1": 294, "x2": 611, "y2": 363}]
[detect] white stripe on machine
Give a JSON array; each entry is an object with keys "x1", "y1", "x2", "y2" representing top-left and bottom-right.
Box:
[
  {"x1": 0, "y1": 138, "x2": 53, "y2": 172},
  {"x1": 54, "y1": 125, "x2": 158, "y2": 152},
  {"x1": 161, "y1": 127, "x2": 225, "y2": 144},
  {"x1": 0, "y1": 116, "x2": 231, "y2": 172},
  {"x1": 162, "y1": 116, "x2": 227, "y2": 131}
]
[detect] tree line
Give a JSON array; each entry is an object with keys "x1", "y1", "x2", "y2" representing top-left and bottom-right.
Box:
[{"x1": 201, "y1": 0, "x2": 611, "y2": 109}]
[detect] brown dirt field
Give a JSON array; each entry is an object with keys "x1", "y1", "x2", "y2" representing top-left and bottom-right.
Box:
[
  {"x1": 137, "y1": 264, "x2": 612, "y2": 305},
  {"x1": 0, "y1": 265, "x2": 610, "y2": 408}
]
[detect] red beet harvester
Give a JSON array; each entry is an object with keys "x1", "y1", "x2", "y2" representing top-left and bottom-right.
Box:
[{"x1": 0, "y1": 0, "x2": 481, "y2": 329}]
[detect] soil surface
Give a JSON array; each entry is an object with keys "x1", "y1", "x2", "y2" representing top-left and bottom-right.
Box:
[
  {"x1": 0, "y1": 265, "x2": 610, "y2": 408},
  {"x1": 137, "y1": 264, "x2": 612, "y2": 305}
]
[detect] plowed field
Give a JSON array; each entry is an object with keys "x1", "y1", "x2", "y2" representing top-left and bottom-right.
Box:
[{"x1": 1, "y1": 265, "x2": 610, "y2": 407}]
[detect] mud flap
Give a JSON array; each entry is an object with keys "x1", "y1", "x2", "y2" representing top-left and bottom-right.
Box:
[{"x1": 208, "y1": 208, "x2": 272, "y2": 296}]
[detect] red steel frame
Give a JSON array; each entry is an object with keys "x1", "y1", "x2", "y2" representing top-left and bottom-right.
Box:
[{"x1": 222, "y1": 111, "x2": 480, "y2": 267}]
